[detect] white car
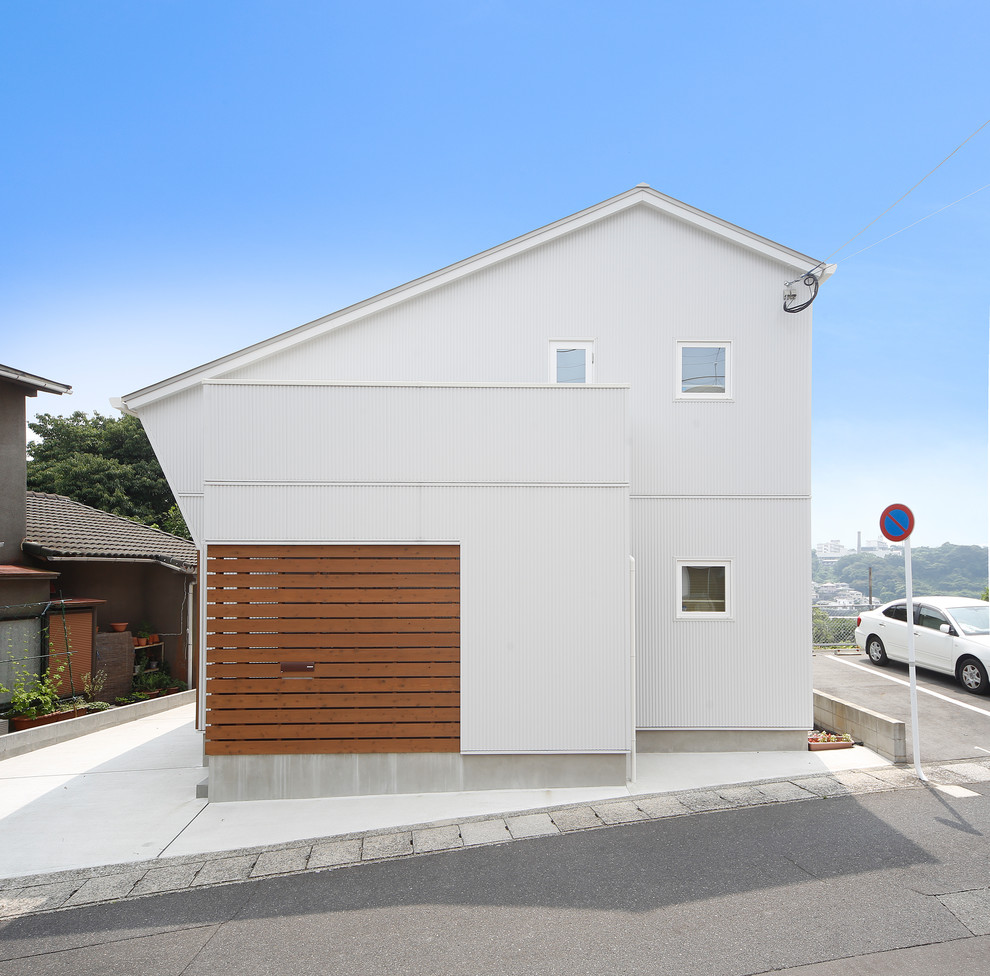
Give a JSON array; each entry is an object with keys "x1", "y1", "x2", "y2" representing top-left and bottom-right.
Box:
[{"x1": 855, "y1": 597, "x2": 990, "y2": 695}]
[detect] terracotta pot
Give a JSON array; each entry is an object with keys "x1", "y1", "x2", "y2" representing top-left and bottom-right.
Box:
[
  {"x1": 109, "y1": 623, "x2": 128, "y2": 633},
  {"x1": 148, "y1": 634, "x2": 159, "y2": 643},
  {"x1": 808, "y1": 740, "x2": 854, "y2": 751},
  {"x1": 135, "y1": 637, "x2": 148, "y2": 647}
]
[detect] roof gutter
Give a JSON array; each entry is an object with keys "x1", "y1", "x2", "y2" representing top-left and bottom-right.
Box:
[
  {"x1": 0, "y1": 365, "x2": 72, "y2": 396},
  {"x1": 23, "y1": 549, "x2": 196, "y2": 575}
]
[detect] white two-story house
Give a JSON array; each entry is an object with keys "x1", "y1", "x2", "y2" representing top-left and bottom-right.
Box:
[{"x1": 120, "y1": 185, "x2": 824, "y2": 801}]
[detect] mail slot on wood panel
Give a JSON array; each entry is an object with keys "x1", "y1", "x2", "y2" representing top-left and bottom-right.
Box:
[{"x1": 280, "y1": 662, "x2": 315, "y2": 673}]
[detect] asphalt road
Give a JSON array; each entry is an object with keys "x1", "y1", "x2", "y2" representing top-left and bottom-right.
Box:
[
  {"x1": 813, "y1": 650, "x2": 990, "y2": 761},
  {"x1": 2, "y1": 779, "x2": 990, "y2": 975}
]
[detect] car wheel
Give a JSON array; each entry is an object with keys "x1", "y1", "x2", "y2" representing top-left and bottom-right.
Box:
[
  {"x1": 866, "y1": 635, "x2": 887, "y2": 666},
  {"x1": 957, "y1": 657, "x2": 990, "y2": 695}
]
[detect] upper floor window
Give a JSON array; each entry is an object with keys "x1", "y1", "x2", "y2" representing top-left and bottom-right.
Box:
[
  {"x1": 549, "y1": 340, "x2": 595, "y2": 384},
  {"x1": 676, "y1": 341, "x2": 731, "y2": 399}
]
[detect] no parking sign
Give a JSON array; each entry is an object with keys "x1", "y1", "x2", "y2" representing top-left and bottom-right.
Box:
[
  {"x1": 879, "y1": 503, "x2": 914, "y2": 543},
  {"x1": 879, "y1": 503, "x2": 925, "y2": 780}
]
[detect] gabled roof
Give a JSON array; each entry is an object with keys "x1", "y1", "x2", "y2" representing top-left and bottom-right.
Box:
[
  {"x1": 23, "y1": 492, "x2": 197, "y2": 573},
  {"x1": 0, "y1": 364, "x2": 72, "y2": 397},
  {"x1": 122, "y1": 184, "x2": 821, "y2": 410}
]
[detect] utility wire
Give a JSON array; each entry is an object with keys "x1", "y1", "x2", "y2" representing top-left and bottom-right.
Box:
[
  {"x1": 840, "y1": 181, "x2": 990, "y2": 262},
  {"x1": 824, "y1": 117, "x2": 990, "y2": 263}
]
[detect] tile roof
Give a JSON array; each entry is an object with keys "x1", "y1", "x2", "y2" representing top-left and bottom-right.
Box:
[{"x1": 24, "y1": 493, "x2": 197, "y2": 573}]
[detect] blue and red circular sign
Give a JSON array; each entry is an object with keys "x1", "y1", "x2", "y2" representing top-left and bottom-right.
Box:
[{"x1": 880, "y1": 504, "x2": 914, "y2": 542}]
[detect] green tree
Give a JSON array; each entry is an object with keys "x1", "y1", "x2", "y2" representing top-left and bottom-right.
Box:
[{"x1": 26, "y1": 411, "x2": 191, "y2": 539}]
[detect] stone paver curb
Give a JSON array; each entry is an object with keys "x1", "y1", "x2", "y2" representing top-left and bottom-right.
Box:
[{"x1": 0, "y1": 757, "x2": 986, "y2": 920}]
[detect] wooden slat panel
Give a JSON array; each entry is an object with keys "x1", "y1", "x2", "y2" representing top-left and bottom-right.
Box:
[
  {"x1": 205, "y1": 543, "x2": 459, "y2": 755},
  {"x1": 209, "y1": 544, "x2": 460, "y2": 559},
  {"x1": 205, "y1": 738, "x2": 459, "y2": 755}
]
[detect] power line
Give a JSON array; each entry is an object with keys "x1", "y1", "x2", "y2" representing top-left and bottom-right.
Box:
[
  {"x1": 841, "y1": 181, "x2": 990, "y2": 262},
  {"x1": 825, "y1": 117, "x2": 990, "y2": 263}
]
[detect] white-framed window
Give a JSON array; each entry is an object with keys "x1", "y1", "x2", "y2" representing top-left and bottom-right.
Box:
[
  {"x1": 548, "y1": 339, "x2": 595, "y2": 384},
  {"x1": 676, "y1": 559, "x2": 732, "y2": 618},
  {"x1": 675, "y1": 341, "x2": 731, "y2": 399}
]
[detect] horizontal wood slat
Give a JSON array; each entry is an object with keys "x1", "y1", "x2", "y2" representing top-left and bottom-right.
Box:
[
  {"x1": 208, "y1": 586, "x2": 459, "y2": 603},
  {"x1": 208, "y1": 722, "x2": 460, "y2": 740},
  {"x1": 208, "y1": 692, "x2": 458, "y2": 709},
  {"x1": 206, "y1": 739, "x2": 459, "y2": 756},
  {"x1": 207, "y1": 632, "x2": 460, "y2": 650},
  {"x1": 207, "y1": 662, "x2": 459, "y2": 679},
  {"x1": 206, "y1": 707, "x2": 460, "y2": 724},
  {"x1": 207, "y1": 618, "x2": 459, "y2": 634},
  {"x1": 206, "y1": 544, "x2": 460, "y2": 756},
  {"x1": 209, "y1": 544, "x2": 460, "y2": 559},
  {"x1": 208, "y1": 603, "x2": 458, "y2": 620},
  {"x1": 205, "y1": 647, "x2": 460, "y2": 664},
  {"x1": 206, "y1": 686, "x2": 460, "y2": 704}
]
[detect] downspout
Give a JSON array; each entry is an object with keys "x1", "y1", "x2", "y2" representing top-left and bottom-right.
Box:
[
  {"x1": 186, "y1": 578, "x2": 194, "y2": 690},
  {"x1": 628, "y1": 554, "x2": 637, "y2": 785}
]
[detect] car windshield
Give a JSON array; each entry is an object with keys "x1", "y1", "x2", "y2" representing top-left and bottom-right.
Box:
[{"x1": 949, "y1": 606, "x2": 990, "y2": 636}]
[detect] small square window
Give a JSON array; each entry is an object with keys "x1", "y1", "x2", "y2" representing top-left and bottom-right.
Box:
[
  {"x1": 549, "y1": 340, "x2": 595, "y2": 383},
  {"x1": 676, "y1": 341, "x2": 730, "y2": 398},
  {"x1": 676, "y1": 560, "x2": 731, "y2": 618}
]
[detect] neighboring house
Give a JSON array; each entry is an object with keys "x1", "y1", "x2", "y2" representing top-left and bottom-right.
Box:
[
  {"x1": 120, "y1": 185, "x2": 824, "y2": 801},
  {"x1": 0, "y1": 365, "x2": 70, "y2": 703},
  {"x1": 23, "y1": 492, "x2": 198, "y2": 695}
]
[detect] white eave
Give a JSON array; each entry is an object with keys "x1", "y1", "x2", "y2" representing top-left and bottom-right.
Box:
[{"x1": 121, "y1": 185, "x2": 821, "y2": 411}]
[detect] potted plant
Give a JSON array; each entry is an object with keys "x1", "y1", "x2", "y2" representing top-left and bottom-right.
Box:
[
  {"x1": 132, "y1": 669, "x2": 162, "y2": 698},
  {"x1": 0, "y1": 662, "x2": 82, "y2": 731},
  {"x1": 808, "y1": 731, "x2": 854, "y2": 751}
]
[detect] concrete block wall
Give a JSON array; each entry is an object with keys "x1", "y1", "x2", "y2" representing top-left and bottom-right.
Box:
[{"x1": 813, "y1": 689, "x2": 907, "y2": 763}]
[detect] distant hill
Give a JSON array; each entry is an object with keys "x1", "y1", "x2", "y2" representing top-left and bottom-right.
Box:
[{"x1": 813, "y1": 543, "x2": 989, "y2": 602}]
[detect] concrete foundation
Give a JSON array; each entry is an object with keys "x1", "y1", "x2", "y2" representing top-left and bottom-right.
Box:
[
  {"x1": 636, "y1": 729, "x2": 807, "y2": 753},
  {"x1": 206, "y1": 751, "x2": 628, "y2": 802}
]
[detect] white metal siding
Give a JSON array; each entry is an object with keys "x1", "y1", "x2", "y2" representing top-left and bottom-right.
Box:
[
  {"x1": 222, "y1": 204, "x2": 810, "y2": 497},
  {"x1": 633, "y1": 496, "x2": 811, "y2": 730},
  {"x1": 204, "y1": 484, "x2": 630, "y2": 753},
  {"x1": 139, "y1": 387, "x2": 206, "y2": 541},
  {"x1": 203, "y1": 382, "x2": 628, "y2": 486}
]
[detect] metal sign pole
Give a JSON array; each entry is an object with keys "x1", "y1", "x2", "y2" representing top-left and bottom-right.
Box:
[{"x1": 904, "y1": 535, "x2": 927, "y2": 782}]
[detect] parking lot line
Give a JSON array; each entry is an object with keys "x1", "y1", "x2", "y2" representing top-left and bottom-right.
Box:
[{"x1": 827, "y1": 654, "x2": 990, "y2": 718}]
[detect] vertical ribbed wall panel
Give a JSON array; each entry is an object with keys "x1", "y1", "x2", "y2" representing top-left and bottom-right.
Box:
[
  {"x1": 139, "y1": 387, "x2": 205, "y2": 542},
  {"x1": 222, "y1": 204, "x2": 810, "y2": 496},
  {"x1": 204, "y1": 484, "x2": 631, "y2": 754},
  {"x1": 633, "y1": 496, "x2": 811, "y2": 730},
  {"x1": 203, "y1": 383, "x2": 627, "y2": 485},
  {"x1": 140, "y1": 387, "x2": 204, "y2": 493}
]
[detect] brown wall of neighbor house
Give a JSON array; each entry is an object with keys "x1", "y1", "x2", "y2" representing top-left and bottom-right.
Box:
[
  {"x1": 0, "y1": 382, "x2": 28, "y2": 566},
  {"x1": 43, "y1": 562, "x2": 195, "y2": 684}
]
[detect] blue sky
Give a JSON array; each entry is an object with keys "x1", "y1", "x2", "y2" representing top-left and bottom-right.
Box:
[{"x1": 3, "y1": 0, "x2": 987, "y2": 548}]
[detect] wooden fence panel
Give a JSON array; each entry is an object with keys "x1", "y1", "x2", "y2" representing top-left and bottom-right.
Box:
[{"x1": 205, "y1": 544, "x2": 460, "y2": 756}]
